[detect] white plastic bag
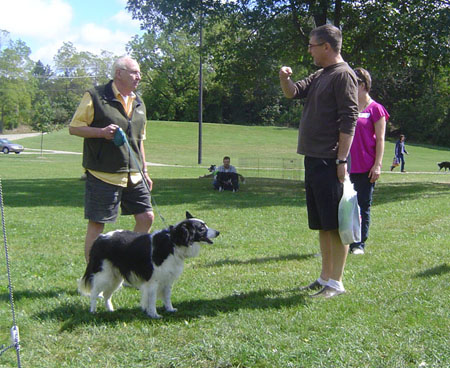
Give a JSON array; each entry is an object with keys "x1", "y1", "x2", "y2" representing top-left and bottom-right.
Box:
[{"x1": 338, "y1": 176, "x2": 361, "y2": 245}]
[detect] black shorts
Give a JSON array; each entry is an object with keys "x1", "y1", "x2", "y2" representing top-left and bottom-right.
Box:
[
  {"x1": 84, "y1": 172, "x2": 153, "y2": 223},
  {"x1": 304, "y1": 157, "x2": 343, "y2": 231}
]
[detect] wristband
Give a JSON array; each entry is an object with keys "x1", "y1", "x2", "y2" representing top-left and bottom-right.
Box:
[{"x1": 336, "y1": 159, "x2": 347, "y2": 165}]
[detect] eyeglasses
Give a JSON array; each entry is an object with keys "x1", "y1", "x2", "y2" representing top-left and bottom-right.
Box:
[
  {"x1": 308, "y1": 42, "x2": 325, "y2": 49},
  {"x1": 120, "y1": 68, "x2": 141, "y2": 77}
]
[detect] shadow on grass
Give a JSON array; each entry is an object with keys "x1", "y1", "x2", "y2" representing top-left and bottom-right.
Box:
[
  {"x1": 204, "y1": 252, "x2": 317, "y2": 267},
  {"x1": 0, "y1": 288, "x2": 78, "y2": 302},
  {"x1": 414, "y1": 263, "x2": 450, "y2": 278},
  {"x1": 374, "y1": 181, "x2": 450, "y2": 205},
  {"x1": 1, "y1": 177, "x2": 304, "y2": 209},
  {"x1": 2, "y1": 177, "x2": 448, "y2": 210},
  {"x1": 34, "y1": 287, "x2": 308, "y2": 332},
  {"x1": 1, "y1": 178, "x2": 84, "y2": 207}
]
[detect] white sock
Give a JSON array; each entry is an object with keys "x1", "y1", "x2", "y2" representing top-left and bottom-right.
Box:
[
  {"x1": 317, "y1": 277, "x2": 328, "y2": 286},
  {"x1": 327, "y1": 279, "x2": 345, "y2": 292}
]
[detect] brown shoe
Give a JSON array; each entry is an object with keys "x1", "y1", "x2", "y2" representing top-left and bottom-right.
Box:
[
  {"x1": 299, "y1": 280, "x2": 323, "y2": 291},
  {"x1": 310, "y1": 286, "x2": 345, "y2": 299}
]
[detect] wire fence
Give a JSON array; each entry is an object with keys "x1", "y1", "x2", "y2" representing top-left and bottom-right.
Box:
[{"x1": 237, "y1": 157, "x2": 304, "y2": 181}]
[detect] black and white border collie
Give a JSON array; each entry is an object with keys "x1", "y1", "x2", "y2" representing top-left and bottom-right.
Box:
[{"x1": 78, "y1": 212, "x2": 220, "y2": 318}]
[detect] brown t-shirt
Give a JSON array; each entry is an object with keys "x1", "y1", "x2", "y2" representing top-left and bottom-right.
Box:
[{"x1": 293, "y1": 62, "x2": 358, "y2": 159}]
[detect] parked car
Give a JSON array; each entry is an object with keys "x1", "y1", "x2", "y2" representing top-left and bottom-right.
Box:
[{"x1": 0, "y1": 138, "x2": 24, "y2": 154}]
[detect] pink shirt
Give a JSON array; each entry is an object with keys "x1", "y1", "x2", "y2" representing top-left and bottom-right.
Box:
[{"x1": 350, "y1": 101, "x2": 389, "y2": 173}]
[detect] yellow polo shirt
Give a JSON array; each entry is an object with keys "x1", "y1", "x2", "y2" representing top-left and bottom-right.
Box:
[{"x1": 70, "y1": 82, "x2": 147, "y2": 187}]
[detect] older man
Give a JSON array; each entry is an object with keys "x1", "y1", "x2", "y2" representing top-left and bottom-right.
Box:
[
  {"x1": 280, "y1": 24, "x2": 359, "y2": 298},
  {"x1": 70, "y1": 56, "x2": 154, "y2": 262}
]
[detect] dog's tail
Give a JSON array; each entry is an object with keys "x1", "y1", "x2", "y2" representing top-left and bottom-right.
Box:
[
  {"x1": 78, "y1": 236, "x2": 106, "y2": 296},
  {"x1": 78, "y1": 262, "x2": 95, "y2": 296}
]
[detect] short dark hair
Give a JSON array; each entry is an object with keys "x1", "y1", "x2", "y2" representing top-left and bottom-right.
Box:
[
  {"x1": 223, "y1": 156, "x2": 231, "y2": 161},
  {"x1": 354, "y1": 67, "x2": 372, "y2": 92},
  {"x1": 310, "y1": 24, "x2": 342, "y2": 53}
]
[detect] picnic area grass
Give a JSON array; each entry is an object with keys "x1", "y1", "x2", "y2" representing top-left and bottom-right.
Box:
[{"x1": 0, "y1": 121, "x2": 448, "y2": 367}]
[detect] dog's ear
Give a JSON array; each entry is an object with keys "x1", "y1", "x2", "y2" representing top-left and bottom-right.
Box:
[
  {"x1": 186, "y1": 211, "x2": 194, "y2": 219},
  {"x1": 171, "y1": 222, "x2": 192, "y2": 245}
]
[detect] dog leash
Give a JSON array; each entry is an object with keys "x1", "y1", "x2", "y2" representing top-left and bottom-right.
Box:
[
  {"x1": 0, "y1": 179, "x2": 22, "y2": 367},
  {"x1": 113, "y1": 128, "x2": 168, "y2": 227}
]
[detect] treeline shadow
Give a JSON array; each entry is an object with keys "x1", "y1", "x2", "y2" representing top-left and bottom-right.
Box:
[
  {"x1": 373, "y1": 181, "x2": 450, "y2": 206},
  {"x1": 0, "y1": 288, "x2": 78, "y2": 303},
  {"x1": 0, "y1": 178, "x2": 85, "y2": 207},
  {"x1": 1, "y1": 177, "x2": 448, "y2": 210},
  {"x1": 152, "y1": 177, "x2": 305, "y2": 209},
  {"x1": 0, "y1": 177, "x2": 305, "y2": 209}
]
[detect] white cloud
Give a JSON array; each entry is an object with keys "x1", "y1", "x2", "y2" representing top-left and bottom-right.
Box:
[
  {"x1": 111, "y1": 10, "x2": 141, "y2": 30},
  {"x1": 76, "y1": 23, "x2": 134, "y2": 56},
  {"x1": 0, "y1": 0, "x2": 142, "y2": 65},
  {"x1": 0, "y1": 0, "x2": 73, "y2": 41}
]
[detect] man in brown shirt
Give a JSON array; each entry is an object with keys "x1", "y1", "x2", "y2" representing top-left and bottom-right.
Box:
[{"x1": 280, "y1": 24, "x2": 358, "y2": 298}]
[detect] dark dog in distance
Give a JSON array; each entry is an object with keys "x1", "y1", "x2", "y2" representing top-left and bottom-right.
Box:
[{"x1": 437, "y1": 161, "x2": 450, "y2": 171}]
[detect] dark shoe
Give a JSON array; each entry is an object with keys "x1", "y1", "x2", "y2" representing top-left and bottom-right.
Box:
[
  {"x1": 299, "y1": 280, "x2": 323, "y2": 291},
  {"x1": 310, "y1": 286, "x2": 345, "y2": 299}
]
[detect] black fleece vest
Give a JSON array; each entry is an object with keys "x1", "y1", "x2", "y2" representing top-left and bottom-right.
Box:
[{"x1": 82, "y1": 80, "x2": 147, "y2": 173}]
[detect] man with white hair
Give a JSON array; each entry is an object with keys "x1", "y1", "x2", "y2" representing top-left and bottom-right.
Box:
[{"x1": 70, "y1": 56, "x2": 154, "y2": 262}]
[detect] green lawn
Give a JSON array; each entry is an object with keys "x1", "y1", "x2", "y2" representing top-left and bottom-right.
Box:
[{"x1": 0, "y1": 122, "x2": 449, "y2": 368}]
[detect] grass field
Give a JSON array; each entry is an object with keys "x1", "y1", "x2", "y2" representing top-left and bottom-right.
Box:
[{"x1": 0, "y1": 121, "x2": 449, "y2": 368}]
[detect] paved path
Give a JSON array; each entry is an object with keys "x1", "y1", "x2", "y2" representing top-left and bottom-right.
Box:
[{"x1": 0, "y1": 133, "x2": 41, "y2": 140}]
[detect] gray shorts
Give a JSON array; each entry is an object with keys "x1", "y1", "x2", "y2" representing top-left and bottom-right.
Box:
[
  {"x1": 84, "y1": 172, "x2": 153, "y2": 223},
  {"x1": 304, "y1": 157, "x2": 343, "y2": 231}
]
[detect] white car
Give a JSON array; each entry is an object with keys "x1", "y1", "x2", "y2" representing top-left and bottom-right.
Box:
[{"x1": 0, "y1": 138, "x2": 24, "y2": 154}]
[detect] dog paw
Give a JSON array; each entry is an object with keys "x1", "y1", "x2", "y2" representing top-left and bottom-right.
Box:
[
  {"x1": 147, "y1": 313, "x2": 162, "y2": 319},
  {"x1": 165, "y1": 307, "x2": 178, "y2": 313}
]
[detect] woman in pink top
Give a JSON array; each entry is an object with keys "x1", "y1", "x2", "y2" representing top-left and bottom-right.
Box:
[{"x1": 349, "y1": 68, "x2": 389, "y2": 254}]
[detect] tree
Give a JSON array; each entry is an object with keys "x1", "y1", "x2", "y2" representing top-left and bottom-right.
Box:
[
  {"x1": 32, "y1": 91, "x2": 55, "y2": 156},
  {"x1": 0, "y1": 38, "x2": 34, "y2": 130},
  {"x1": 52, "y1": 42, "x2": 118, "y2": 125},
  {"x1": 127, "y1": 0, "x2": 450, "y2": 144},
  {"x1": 129, "y1": 31, "x2": 206, "y2": 121}
]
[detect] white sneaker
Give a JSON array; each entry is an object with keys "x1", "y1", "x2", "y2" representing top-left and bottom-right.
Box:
[
  {"x1": 219, "y1": 186, "x2": 223, "y2": 192},
  {"x1": 352, "y1": 248, "x2": 365, "y2": 255}
]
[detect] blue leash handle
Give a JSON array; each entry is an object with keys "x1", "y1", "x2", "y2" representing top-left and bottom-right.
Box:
[{"x1": 113, "y1": 127, "x2": 127, "y2": 147}]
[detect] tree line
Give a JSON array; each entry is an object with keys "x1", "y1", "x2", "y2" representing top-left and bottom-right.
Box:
[{"x1": 0, "y1": 1, "x2": 449, "y2": 146}]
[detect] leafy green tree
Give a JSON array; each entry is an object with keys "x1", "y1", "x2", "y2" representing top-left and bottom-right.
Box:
[
  {"x1": 0, "y1": 38, "x2": 34, "y2": 130},
  {"x1": 32, "y1": 91, "x2": 55, "y2": 155},
  {"x1": 129, "y1": 31, "x2": 205, "y2": 121},
  {"x1": 52, "y1": 42, "x2": 117, "y2": 124},
  {"x1": 127, "y1": 0, "x2": 450, "y2": 145}
]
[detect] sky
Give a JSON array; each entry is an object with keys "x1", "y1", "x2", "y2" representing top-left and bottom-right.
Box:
[{"x1": 0, "y1": 0, "x2": 144, "y2": 66}]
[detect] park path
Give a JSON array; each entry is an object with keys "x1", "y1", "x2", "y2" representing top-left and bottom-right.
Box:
[{"x1": 0, "y1": 132, "x2": 41, "y2": 140}]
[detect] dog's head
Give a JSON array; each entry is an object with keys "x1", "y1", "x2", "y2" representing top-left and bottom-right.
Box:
[
  {"x1": 170, "y1": 211, "x2": 220, "y2": 247},
  {"x1": 208, "y1": 164, "x2": 217, "y2": 172}
]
